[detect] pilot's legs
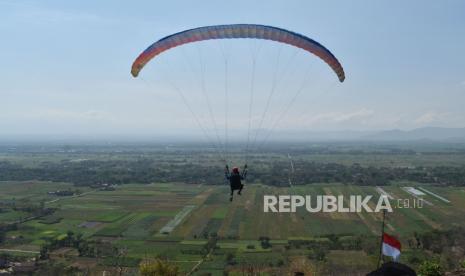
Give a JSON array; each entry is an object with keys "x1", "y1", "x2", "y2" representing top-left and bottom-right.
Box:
[
  {"x1": 230, "y1": 187, "x2": 234, "y2": 201},
  {"x1": 238, "y1": 184, "x2": 243, "y2": 195}
]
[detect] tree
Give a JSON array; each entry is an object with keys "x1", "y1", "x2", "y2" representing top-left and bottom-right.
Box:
[
  {"x1": 225, "y1": 252, "x2": 236, "y2": 265},
  {"x1": 139, "y1": 259, "x2": 179, "y2": 276},
  {"x1": 417, "y1": 260, "x2": 443, "y2": 276},
  {"x1": 259, "y1": 236, "x2": 272, "y2": 249},
  {"x1": 307, "y1": 247, "x2": 327, "y2": 261},
  {"x1": 0, "y1": 228, "x2": 6, "y2": 244},
  {"x1": 112, "y1": 246, "x2": 128, "y2": 276},
  {"x1": 287, "y1": 257, "x2": 318, "y2": 276},
  {"x1": 40, "y1": 245, "x2": 49, "y2": 260}
]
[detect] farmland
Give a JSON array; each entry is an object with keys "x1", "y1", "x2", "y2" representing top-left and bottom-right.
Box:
[
  {"x1": 1, "y1": 142, "x2": 465, "y2": 274},
  {"x1": 1, "y1": 181, "x2": 465, "y2": 274}
]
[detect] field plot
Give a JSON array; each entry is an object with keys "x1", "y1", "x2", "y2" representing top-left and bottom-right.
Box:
[
  {"x1": 380, "y1": 185, "x2": 465, "y2": 235},
  {"x1": 417, "y1": 187, "x2": 451, "y2": 203},
  {"x1": 0, "y1": 181, "x2": 89, "y2": 202},
  {"x1": 2, "y1": 180, "x2": 465, "y2": 274},
  {"x1": 401, "y1": 186, "x2": 433, "y2": 206},
  {"x1": 375, "y1": 186, "x2": 394, "y2": 200},
  {"x1": 159, "y1": 205, "x2": 196, "y2": 234},
  {"x1": 176, "y1": 184, "x2": 465, "y2": 240},
  {"x1": 0, "y1": 210, "x2": 29, "y2": 224},
  {"x1": 0, "y1": 182, "x2": 207, "y2": 246}
]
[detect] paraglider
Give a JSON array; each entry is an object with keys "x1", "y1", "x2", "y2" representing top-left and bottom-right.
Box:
[
  {"x1": 131, "y1": 24, "x2": 345, "y2": 201},
  {"x1": 224, "y1": 165, "x2": 247, "y2": 201}
]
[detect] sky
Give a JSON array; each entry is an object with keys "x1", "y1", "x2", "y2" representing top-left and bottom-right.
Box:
[{"x1": 1, "y1": 0, "x2": 465, "y2": 141}]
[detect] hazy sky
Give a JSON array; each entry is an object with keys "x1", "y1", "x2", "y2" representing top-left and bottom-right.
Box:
[{"x1": 1, "y1": 0, "x2": 465, "y2": 140}]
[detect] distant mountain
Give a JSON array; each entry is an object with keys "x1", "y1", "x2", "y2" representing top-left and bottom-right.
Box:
[
  {"x1": 362, "y1": 127, "x2": 465, "y2": 141},
  {"x1": 2, "y1": 127, "x2": 465, "y2": 143},
  {"x1": 265, "y1": 127, "x2": 465, "y2": 142},
  {"x1": 265, "y1": 129, "x2": 373, "y2": 141}
]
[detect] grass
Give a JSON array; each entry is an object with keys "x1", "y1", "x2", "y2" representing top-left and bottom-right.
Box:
[
  {"x1": 211, "y1": 206, "x2": 229, "y2": 219},
  {"x1": 123, "y1": 214, "x2": 158, "y2": 238},
  {"x1": 95, "y1": 213, "x2": 149, "y2": 237},
  {"x1": 0, "y1": 210, "x2": 29, "y2": 223}
]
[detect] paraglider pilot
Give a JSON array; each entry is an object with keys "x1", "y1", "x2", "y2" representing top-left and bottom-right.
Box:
[{"x1": 225, "y1": 164, "x2": 247, "y2": 201}]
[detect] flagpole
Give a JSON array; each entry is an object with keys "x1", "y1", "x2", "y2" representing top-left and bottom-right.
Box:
[{"x1": 377, "y1": 209, "x2": 386, "y2": 268}]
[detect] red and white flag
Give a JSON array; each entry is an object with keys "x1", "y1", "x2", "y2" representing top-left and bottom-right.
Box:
[{"x1": 382, "y1": 233, "x2": 401, "y2": 261}]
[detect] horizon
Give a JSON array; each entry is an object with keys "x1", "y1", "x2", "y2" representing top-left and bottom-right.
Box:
[{"x1": 1, "y1": 126, "x2": 465, "y2": 145}]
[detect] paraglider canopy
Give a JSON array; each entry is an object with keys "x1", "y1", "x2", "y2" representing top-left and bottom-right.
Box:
[{"x1": 131, "y1": 24, "x2": 345, "y2": 82}]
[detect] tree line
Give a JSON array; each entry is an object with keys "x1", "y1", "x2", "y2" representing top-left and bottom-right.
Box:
[{"x1": 1, "y1": 159, "x2": 464, "y2": 187}]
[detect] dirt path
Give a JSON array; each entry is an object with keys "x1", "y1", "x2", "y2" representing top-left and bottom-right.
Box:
[
  {"x1": 45, "y1": 189, "x2": 96, "y2": 204},
  {"x1": 186, "y1": 248, "x2": 213, "y2": 276},
  {"x1": 0, "y1": 248, "x2": 39, "y2": 254}
]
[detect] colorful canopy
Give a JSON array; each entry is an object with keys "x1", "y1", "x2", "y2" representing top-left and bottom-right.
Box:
[{"x1": 131, "y1": 24, "x2": 345, "y2": 82}]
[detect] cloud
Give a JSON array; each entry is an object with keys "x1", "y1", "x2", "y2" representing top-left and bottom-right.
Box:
[
  {"x1": 1, "y1": 2, "x2": 107, "y2": 25},
  {"x1": 269, "y1": 108, "x2": 377, "y2": 131},
  {"x1": 31, "y1": 109, "x2": 113, "y2": 122},
  {"x1": 305, "y1": 108, "x2": 375, "y2": 124},
  {"x1": 414, "y1": 111, "x2": 446, "y2": 124}
]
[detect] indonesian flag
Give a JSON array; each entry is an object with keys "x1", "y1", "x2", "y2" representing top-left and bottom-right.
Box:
[{"x1": 382, "y1": 233, "x2": 401, "y2": 261}]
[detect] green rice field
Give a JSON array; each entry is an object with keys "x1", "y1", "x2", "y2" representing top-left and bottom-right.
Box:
[{"x1": 1, "y1": 180, "x2": 464, "y2": 274}]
